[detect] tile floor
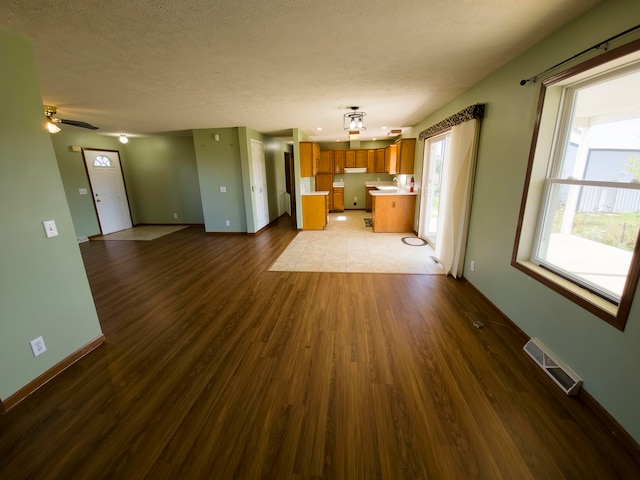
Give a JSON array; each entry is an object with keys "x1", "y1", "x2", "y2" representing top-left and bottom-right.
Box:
[{"x1": 269, "y1": 210, "x2": 444, "y2": 274}]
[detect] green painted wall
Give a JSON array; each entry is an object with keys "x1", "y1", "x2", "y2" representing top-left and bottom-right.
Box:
[
  {"x1": 193, "y1": 128, "x2": 246, "y2": 232},
  {"x1": 293, "y1": 128, "x2": 312, "y2": 228},
  {"x1": 0, "y1": 29, "x2": 103, "y2": 400},
  {"x1": 121, "y1": 135, "x2": 204, "y2": 225},
  {"x1": 406, "y1": 0, "x2": 640, "y2": 442}
]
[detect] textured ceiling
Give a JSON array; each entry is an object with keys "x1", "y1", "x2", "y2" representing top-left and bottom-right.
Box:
[{"x1": 0, "y1": 0, "x2": 601, "y2": 142}]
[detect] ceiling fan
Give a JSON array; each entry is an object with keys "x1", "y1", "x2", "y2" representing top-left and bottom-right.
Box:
[{"x1": 44, "y1": 105, "x2": 99, "y2": 132}]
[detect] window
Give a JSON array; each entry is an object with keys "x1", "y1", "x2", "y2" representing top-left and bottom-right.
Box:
[
  {"x1": 93, "y1": 155, "x2": 113, "y2": 167},
  {"x1": 513, "y1": 38, "x2": 640, "y2": 330}
]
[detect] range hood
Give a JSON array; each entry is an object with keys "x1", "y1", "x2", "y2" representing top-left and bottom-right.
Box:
[{"x1": 344, "y1": 167, "x2": 367, "y2": 173}]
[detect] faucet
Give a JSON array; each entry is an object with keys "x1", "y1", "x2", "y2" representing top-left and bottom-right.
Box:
[{"x1": 392, "y1": 176, "x2": 399, "y2": 184}]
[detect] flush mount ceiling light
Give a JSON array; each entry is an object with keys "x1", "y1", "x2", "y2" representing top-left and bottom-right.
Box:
[
  {"x1": 119, "y1": 134, "x2": 129, "y2": 144},
  {"x1": 344, "y1": 106, "x2": 366, "y2": 131}
]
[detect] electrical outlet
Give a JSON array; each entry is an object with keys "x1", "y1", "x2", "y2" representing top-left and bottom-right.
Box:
[
  {"x1": 43, "y1": 220, "x2": 58, "y2": 238},
  {"x1": 173, "y1": 213, "x2": 178, "y2": 219},
  {"x1": 30, "y1": 336, "x2": 46, "y2": 357},
  {"x1": 225, "y1": 220, "x2": 230, "y2": 226},
  {"x1": 470, "y1": 260, "x2": 475, "y2": 272}
]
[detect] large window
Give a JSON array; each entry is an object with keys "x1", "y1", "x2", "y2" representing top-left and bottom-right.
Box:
[{"x1": 513, "y1": 38, "x2": 640, "y2": 330}]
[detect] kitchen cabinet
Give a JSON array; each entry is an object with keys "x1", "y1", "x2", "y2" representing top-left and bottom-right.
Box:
[
  {"x1": 384, "y1": 144, "x2": 397, "y2": 173},
  {"x1": 375, "y1": 149, "x2": 386, "y2": 173},
  {"x1": 334, "y1": 150, "x2": 345, "y2": 174},
  {"x1": 365, "y1": 186, "x2": 376, "y2": 212},
  {"x1": 315, "y1": 173, "x2": 333, "y2": 209},
  {"x1": 395, "y1": 138, "x2": 416, "y2": 174},
  {"x1": 371, "y1": 193, "x2": 416, "y2": 233},
  {"x1": 345, "y1": 150, "x2": 356, "y2": 168},
  {"x1": 355, "y1": 150, "x2": 367, "y2": 168},
  {"x1": 318, "y1": 150, "x2": 333, "y2": 173},
  {"x1": 333, "y1": 187, "x2": 344, "y2": 212},
  {"x1": 302, "y1": 193, "x2": 329, "y2": 230},
  {"x1": 367, "y1": 150, "x2": 375, "y2": 172},
  {"x1": 300, "y1": 142, "x2": 319, "y2": 177}
]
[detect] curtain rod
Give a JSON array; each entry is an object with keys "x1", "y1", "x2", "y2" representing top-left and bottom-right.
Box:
[{"x1": 520, "y1": 24, "x2": 640, "y2": 86}]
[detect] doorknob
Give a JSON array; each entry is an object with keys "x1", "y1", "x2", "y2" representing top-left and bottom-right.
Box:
[{"x1": 96, "y1": 199, "x2": 101, "y2": 202}]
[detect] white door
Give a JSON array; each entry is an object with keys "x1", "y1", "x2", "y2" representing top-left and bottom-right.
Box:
[
  {"x1": 250, "y1": 140, "x2": 269, "y2": 231},
  {"x1": 83, "y1": 149, "x2": 132, "y2": 235},
  {"x1": 418, "y1": 133, "x2": 450, "y2": 248}
]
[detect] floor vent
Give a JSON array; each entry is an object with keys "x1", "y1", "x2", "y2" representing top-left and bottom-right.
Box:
[{"x1": 523, "y1": 338, "x2": 582, "y2": 395}]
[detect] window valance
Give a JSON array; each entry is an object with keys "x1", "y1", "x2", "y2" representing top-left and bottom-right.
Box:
[{"x1": 419, "y1": 104, "x2": 485, "y2": 141}]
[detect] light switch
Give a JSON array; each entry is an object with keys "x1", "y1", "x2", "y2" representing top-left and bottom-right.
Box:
[
  {"x1": 43, "y1": 220, "x2": 58, "y2": 238},
  {"x1": 79, "y1": 188, "x2": 88, "y2": 195},
  {"x1": 220, "y1": 186, "x2": 227, "y2": 193}
]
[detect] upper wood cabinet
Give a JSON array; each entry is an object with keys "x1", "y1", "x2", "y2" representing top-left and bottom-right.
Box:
[
  {"x1": 384, "y1": 144, "x2": 397, "y2": 174},
  {"x1": 318, "y1": 150, "x2": 334, "y2": 173},
  {"x1": 355, "y1": 150, "x2": 367, "y2": 168},
  {"x1": 375, "y1": 149, "x2": 385, "y2": 173},
  {"x1": 300, "y1": 142, "x2": 320, "y2": 177},
  {"x1": 367, "y1": 150, "x2": 375, "y2": 172},
  {"x1": 345, "y1": 150, "x2": 356, "y2": 168},
  {"x1": 334, "y1": 150, "x2": 345, "y2": 174},
  {"x1": 395, "y1": 138, "x2": 416, "y2": 174}
]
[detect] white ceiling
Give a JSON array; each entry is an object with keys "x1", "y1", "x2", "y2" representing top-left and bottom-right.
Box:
[{"x1": 0, "y1": 0, "x2": 601, "y2": 142}]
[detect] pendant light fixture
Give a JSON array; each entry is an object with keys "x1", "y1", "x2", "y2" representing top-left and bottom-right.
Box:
[{"x1": 343, "y1": 106, "x2": 366, "y2": 131}]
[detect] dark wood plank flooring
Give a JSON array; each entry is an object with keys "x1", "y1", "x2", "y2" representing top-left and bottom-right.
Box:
[{"x1": 1, "y1": 215, "x2": 639, "y2": 479}]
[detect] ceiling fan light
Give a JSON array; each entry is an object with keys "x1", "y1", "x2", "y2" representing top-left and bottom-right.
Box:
[
  {"x1": 46, "y1": 120, "x2": 61, "y2": 133},
  {"x1": 119, "y1": 134, "x2": 129, "y2": 144}
]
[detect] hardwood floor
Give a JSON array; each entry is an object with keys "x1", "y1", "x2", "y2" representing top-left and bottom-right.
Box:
[{"x1": 1, "y1": 215, "x2": 639, "y2": 479}]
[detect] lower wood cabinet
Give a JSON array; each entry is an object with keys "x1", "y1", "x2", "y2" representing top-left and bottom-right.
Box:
[
  {"x1": 365, "y1": 186, "x2": 376, "y2": 212},
  {"x1": 302, "y1": 194, "x2": 328, "y2": 230},
  {"x1": 333, "y1": 188, "x2": 344, "y2": 212},
  {"x1": 371, "y1": 194, "x2": 416, "y2": 233}
]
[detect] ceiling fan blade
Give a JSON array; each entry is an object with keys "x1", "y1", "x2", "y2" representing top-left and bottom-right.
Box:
[{"x1": 60, "y1": 118, "x2": 99, "y2": 130}]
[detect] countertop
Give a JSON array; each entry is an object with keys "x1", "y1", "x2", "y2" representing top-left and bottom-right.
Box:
[
  {"x1": 365, "y1": 181, "x2": 397, "y2": 187},
  {"x1": 369, "y1": 189, "x2": 417, "y2": 196},
  {"x1": 366, "y1": 181, "x2": 417, "y2": 196},
  {"x1": 302, "y1": 191, "x2": 329, "y2": 196}
]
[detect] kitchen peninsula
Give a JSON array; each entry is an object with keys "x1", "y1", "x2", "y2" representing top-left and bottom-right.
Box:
[{"x1": 368, "y1": 183, "x2": 417, "y2": 233}]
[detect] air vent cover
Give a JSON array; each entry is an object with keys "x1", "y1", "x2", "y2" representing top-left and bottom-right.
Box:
[{"x1": 523, "y1": 338, "x2": 582, "y2": 395}]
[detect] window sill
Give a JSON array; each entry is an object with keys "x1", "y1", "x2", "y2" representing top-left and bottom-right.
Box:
[{"x1": 512, "y1": 260, "x2": 621, "y2": 329}]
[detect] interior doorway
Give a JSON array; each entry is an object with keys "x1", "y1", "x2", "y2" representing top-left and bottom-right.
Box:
[
  {"x1": 82, "y1": 148, "x2": 132, "y2": 235},
  {"x1": 284, "y1": 151, "x2": 296, "y2": 224}
]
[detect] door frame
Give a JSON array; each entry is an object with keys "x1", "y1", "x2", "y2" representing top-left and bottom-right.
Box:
[
  {"x1": 418, "y1": 132, "x2": 450, "y2": 248},
  {"x1": 284, "y1": 151, "x2": 296, "y2": 223},
  {"x1": 250, "y1": 139, "x2": 269, "y2": 232},
  {"x1": 82, "y1": 148, "x2": 133, "y2": 235}
]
